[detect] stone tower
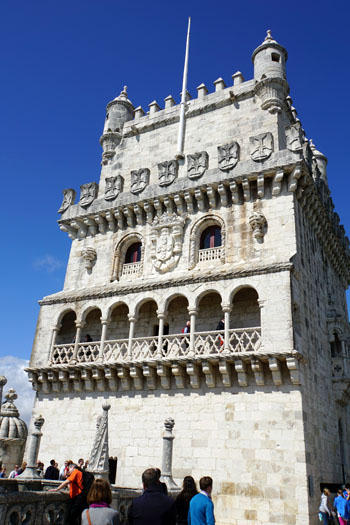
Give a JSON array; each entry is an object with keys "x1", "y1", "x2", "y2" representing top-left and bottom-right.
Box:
[{"x1": 26, "y1": 31, "x2": 350, "y2": 525}]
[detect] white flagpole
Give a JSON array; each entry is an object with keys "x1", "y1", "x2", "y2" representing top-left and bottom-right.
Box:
[{"x1": 176, "y1": 17, "x2": 191, "y2": 159}]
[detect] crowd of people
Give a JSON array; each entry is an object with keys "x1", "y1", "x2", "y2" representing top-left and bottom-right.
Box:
[{"x1": 319, "y1": 486, "x2": 350, "y2": 524}]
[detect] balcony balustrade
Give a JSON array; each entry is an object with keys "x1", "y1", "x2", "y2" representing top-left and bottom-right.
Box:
[
  {"x1": 121, "y1": 261, "x2": 143, "y2": 277},
  {"x1": 198, "y1": 246, "x2": 223, "y2": 262},
  {"x1": 50, "y1": 328, "x2": 261, "y2": 365}
]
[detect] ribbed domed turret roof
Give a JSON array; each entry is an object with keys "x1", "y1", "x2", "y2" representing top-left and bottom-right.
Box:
[{"x1": 0, "y1": 388, "x2": 27, "y2": 440}]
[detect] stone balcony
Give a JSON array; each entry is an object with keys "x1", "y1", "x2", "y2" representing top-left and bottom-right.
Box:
[{"x1": 26, "y1": 328, "x2": 304, "y2": 394}]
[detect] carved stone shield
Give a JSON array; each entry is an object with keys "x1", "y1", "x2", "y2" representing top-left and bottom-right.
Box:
[
  {"x1": 58, "y1": 188, "x2": 76, "y2": 213},
  {"x1": 150, "y1": 213, "x2": 185, "y2": 273},
  {"x1": 104, "y1": 175, "x2": 123, "y2": 200},
  {"x1": 187, "y1": 151, "x2": 208, "y2": 179},
  {"x1": 130, "y1": 168, "x2": 150, "y2": 194},
  {"x1": 217, "y1": 142, "x2": 240, "y2": 171},
  {"x1": 250, "y1": 132, "x2": 274, "y2": 161},
  {"x1": 285, "y1": 123, "x2": 303, "y2": 152},
  {"x1": 80, "y1": 182, "x2": 98, "y2": 207},
  {"x1": 158, "y1": 160, "x2": 178, "y2": 186}
]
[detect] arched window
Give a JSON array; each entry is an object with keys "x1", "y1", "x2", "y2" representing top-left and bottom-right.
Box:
[
  {"x1": 200, "y1": 226, "x2": 222, "y2": 249},
  {"x1": 330, "y1": 332, "x2": 342, "y2": 357},
  {"x1": 125, "y1": 242, "x2": 141, "y2": 264}
]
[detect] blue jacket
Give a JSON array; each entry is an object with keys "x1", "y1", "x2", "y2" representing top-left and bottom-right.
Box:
[
  {"x1": 188, "y1": 493, "x2": 215, "y2": 525},
  {"x1": 334, "y1": 495, "x2": 349, "y2": 519}
]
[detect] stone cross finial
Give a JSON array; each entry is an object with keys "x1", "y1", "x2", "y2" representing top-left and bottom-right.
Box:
[
  {"x1": 18, "y1": 414, "x2": 45, "y2": 479},
  {"x1": 265, "y1": 29, "x2": 272, "y2": 41},
  {"x1": 87, "y1": 403, "x2": 111, "y2": 480},
  {"x1": 164, "y1": 417, "x2": 175, "y2": 433},
  {"x1": 160, "y1": 417, "x2": 177, "y2": 489},
  {"x1": 5, "y1": 388, "x2": 17, "y2": 403}
]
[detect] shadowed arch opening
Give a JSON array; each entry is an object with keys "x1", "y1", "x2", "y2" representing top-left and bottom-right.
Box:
[
  {"x1": 167, "y1": 295, "x2": 189, "y2": 334},
  {"x1": 231, "y1": 287, "x2": 260, "y2": 328},
  {"x1": 134, "y1": 300, "x2": 158, "y2": 338},
  {"x1": 56, "y1": 310, "x2": 76, "y2": 345},
  {"x1": 108, "y1": 303, "x2": 130, "y2": 341},
  {"x1": 81, "y1": 308, "x2": 102, "y2": 342},
  {"x1": 197, "y1": 291, "x2": 222, "y2": 332}
]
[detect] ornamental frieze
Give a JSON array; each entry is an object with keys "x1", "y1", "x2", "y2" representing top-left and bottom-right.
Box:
[
  {"x1": 58, "y1": 188, "x2": 76, "y2": 213},
  {"x1": 80, "y1": 182, "x2": 98, "y2": 207},
  {"x1": 187, "y1": 151, "x2": 208, "y2": 179},
  {"x1": 158, "y1": 160, "x2": 178, "y2": 186},
  {"x1": 250, "y1": 132, "x2": 273, "y2": 161},
  {"x1": 217, "y1": 142, "x2": 239, "y2": 171},
  {"x1": 130, "y1": 168, "x2": 150, "y2": 194},
  {"x1": 104, "y1": 175, "x2": 124, "y2": 201},
  {"x1": 150, "y1": 213, "x2": 186, "y2": 273}
]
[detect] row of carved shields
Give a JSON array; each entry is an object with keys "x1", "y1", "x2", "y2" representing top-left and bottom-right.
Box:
[{"x1": 59, "y1": 125, "x2": 303, "y2": 212}]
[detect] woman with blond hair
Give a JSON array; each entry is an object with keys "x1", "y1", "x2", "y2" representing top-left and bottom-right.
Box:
[
  {"x1": 319, "y1": 488, "x2": 332, "y2": 524},
  {"x1": 81, "y1": 478, "x2": 119, "y2": 525}
]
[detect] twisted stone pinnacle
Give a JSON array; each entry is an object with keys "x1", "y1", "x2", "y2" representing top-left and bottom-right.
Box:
[
  {"x1": 164, "y1": 417, "x2": 175, "y2": 432},
  {"x1": 0, "y1": 376, "x2": 7, "y2": 387},
  {"x1": 102, "y1": 402, "x2": 111, "y2": 411},
  {"x1": 34, "y1": 414, "x2": 45, "y2": 430}
]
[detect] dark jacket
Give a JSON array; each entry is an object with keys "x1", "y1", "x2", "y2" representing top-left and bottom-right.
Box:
[
  {"x1": 44, "y1": 465, "x2": 59, "y2": 480},
  {"x1": 128, "y1": 485, "x2": 176, "y2": 525}
]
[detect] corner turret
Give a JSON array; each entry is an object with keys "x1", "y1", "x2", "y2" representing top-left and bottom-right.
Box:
[
  {"x1": 99, "y1": 86, "x2": 134, "y2": 165},
  {"x1": 310, "y1": 139, "x2": 328, "y2": 184}
]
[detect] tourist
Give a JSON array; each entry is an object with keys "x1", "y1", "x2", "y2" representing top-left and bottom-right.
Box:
[
  {"x1": 84, "y1": 334, "x2": 93, "y2": 342},
  {"x1": 49, "y1": 462, "x2": 88, "y2": 524},
  {"x1": 216, "y1": 318, "x2": 224, "y2": 348},
  {"x1": 183, "y1": 321, "x2": 190, "y2": 334},
  {"x1": 81, "y1": 478, "x2": 119, "y2": 525},
  {"x1": 78, "y1": 458, "x2": 85, "y2": 469},
  {"x1": 188, "y1": 476, "x2": 215, "y2": 525},
  {"x1": 8, "y1": 465, "x2": 19, "y2": 478},
  {"x1": 44, "y1": 459, "x2": 59, "y2": 480},
  {"x1": 0, "y1": 466, "x2": 6, "y2": 478},
  {"x1": 333, "y1": 488, "x2": 349, "y2": 525},
  {"x1": 155, "y1": 468, "x2": 168, "y2": 495},
  {"x1": 175, "y1": 476, "x2": 198, "y2": 525},
  {"x1": 17, "y1": 461, "x2": 27, "y2": 475},
  {"x1": 37, "y1": 461, "x2": 44, "y2": 477},
  {"x1": 319, "y1": 488, "x2": 332, "y2": 524},
  {"x1": 128, "y1": 468, "x2": 176, "y2": 525},
  {"x1": 59, "y1": 460, "x2": 69, "y2": 480}
]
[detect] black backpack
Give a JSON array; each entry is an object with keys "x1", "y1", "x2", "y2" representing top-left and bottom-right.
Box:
[{"x1": 76, "y1": 467, "x2": 95, "y2": 498}]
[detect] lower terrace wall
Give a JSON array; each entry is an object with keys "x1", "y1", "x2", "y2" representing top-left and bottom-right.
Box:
[{"x1": 31, "y1": 386, "x2": 310, "y2": 525}]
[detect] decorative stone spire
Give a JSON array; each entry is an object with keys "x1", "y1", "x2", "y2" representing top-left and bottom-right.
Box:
[
  {"x1": 17, "y1": 415, "x2": 44, "y2": 479},
  {"x1": 0, "y1": 376, "x2": 7, "y2": 412},
  {"x1": 160, "y1": 417, "x2": 177, "y2": 489},
  {"x1": 309, "y1": 139, "x2": 328, "y2": 183},
  {"x1": 87, "y1": 403, "x2": 110, "y2": 480}
]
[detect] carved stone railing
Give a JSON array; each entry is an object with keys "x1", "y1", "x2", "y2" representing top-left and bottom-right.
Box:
[
  {"x1": 121, "y1": 261, "x2": 143, "y2": 277},
  {"x1": 51, "y1": 328, "x2": 261, "y2": 365},
  {"x1": 332, "y1": 353, "x2": 350, "y2": 379},
  {"x1": 198, "y1": 246, "x2": 223, "y2": 262}
]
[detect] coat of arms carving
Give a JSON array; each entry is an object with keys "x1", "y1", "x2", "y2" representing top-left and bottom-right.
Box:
[
  {"x1": 187, "y1": 151, "x2": 208, "y2": 179},
  {"x1": 58, "y1": 188, "x2": 76, "y2": 213},
  {"x1": 104, "y1": 175, "x2": 123, "y2": 201},
  {"x1": 217, "y1": 142, "x2": 240, "y2": 171},
  {"x1": 158, "y1": 160, "x2": 178, "y2": 186},
  {"x1": 130, "y1": 169, "x2": 150, "y2": 194},
  {"x1": 285, "y1": 123, "x2": 303, "y2": 152},
  {"x1": 150, "y1": 213, "x2": 186, "y2": 273},
  {"x1": 250, "y1": 132, "x2": 274, "y2": 161},
  {"x1": 80, "y1": 182, "x2": 98, "y2": 207}
]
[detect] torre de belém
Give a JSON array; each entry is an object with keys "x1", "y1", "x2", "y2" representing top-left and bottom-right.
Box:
[{"x1": 26, "y1": 31, "x2": 350, "y2": 525}]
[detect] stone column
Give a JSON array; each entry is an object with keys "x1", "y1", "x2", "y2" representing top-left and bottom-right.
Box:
[
  {"x1": 128, "y1": 315, "x2": 136, "y2": 358},
  {"x1": 72, "y1": 321, "x2": 85, "y2": 362},
  {"x1": 157, "y1": 311, "x2": 166, "y2": 357},
  {"x1": 222, "y1": 304, "x2": 232, "y2": 354},
  {"x1": 48, "y1": 325, "x2": 60, "y2": 362},
  {"x1": 18, "y1": 415, "x2": 45, "y2": 479},
  {"x1": 99, "y1": 318, "x2": 109, "y2": 360},
  {"x1": 258, "y1": 299, "x2": 266, "y2": 351},
  {"x1": 160, "y1": 417, "x2": 177, "y2": 489},
  {"x1": 188, "y1": 309, "x2": 197, "y2": 355},
  {"x1": 0, "y1": 376, "x2": 7, "y2": 412}
]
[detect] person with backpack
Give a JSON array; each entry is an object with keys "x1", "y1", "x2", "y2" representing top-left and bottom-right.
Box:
[{"x1": 49, "y1": 462, "x2": 95, "y2": 524}]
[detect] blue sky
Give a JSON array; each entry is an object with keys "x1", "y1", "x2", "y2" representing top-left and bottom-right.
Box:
[{"x1": 1, "y1": 0, "x2": 349, "y2": 377}]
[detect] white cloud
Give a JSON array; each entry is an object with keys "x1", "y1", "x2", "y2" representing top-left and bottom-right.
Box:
[
  {"x1": 0, "y1": 356, "x2": 35, "y2": 426},
  {"x1": 33, "y1": 254, "x2": 63, "y2": 273}
]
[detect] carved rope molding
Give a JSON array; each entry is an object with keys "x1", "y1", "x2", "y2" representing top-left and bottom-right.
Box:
[{"x1": 189, "y1": 213, "x2": 226, "y2": 269}]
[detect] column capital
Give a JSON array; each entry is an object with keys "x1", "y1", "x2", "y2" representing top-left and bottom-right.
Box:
[
  {"x1": 75, "y1": 320, "x2": 85, "y2": 329},
  {"x1": 187, "y1": 308, "x2": 198, "y2": 316},
  {"x1": 157, "y1": 311, "x2": 167, "y2": 320},
  {"x1": 221, "y1": 304, "x2": 232, "y2": 313},
  {"x1": 128, "y1": 315, "x2": 137, "y2": 323},
  {"x1": 100, "y1": 317, "x2": 110, "y2": 326},
  {"x1": 258, "y1": 299, "x2": 266, "y2": 309},
  {"x1": 52, "y1": 324, "x2": 62, "y2": 331}
]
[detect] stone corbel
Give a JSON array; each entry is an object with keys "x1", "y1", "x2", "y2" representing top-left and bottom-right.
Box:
[
  {"x1": 171, "y1": 363, "x2": 186, "y2": 389},
  {"x1": 47, "y1": 371, "x2": 60, "y2": 393},
  {"x1": 104, "y1": 366, "x2": 118, "y2": 391},
  {"x1": 194, "y1": 188, "x2": 206, "y2": 212},
  {"x1": 68, "y1": 370, "x2": 83, "y2": 393},
  {"x1": 104, "y1": 211, "x2": 117, "y2": 232},
  {"x1": 114, "y1": 209, "x2": 125, "y2": 229},
  {"x1": 92, "y1": 368, "x2": 105, "y2": 392},
  {"x1": 133, "y1": 205, "x2": 144, "y2": 225},
  {"x1": 186, "y1": 362, "x2": 201, "y2": 388},
  {"x1": 268, "y1": 357, "x2": 282, "y2": 386},
  {"x1": 163, "y1": 196, "x2": 175, "y2": 214},
  {"x1": 202, "y1": 361, "x2": 216, "y2": 388},
  {"x1": 80, "y1": 368, "x2": 94, "y2": 392},
  {"x1": 272, "y1": 169, "x2": 284, "y2": 196},
  {"x1": 249, "y1": 212, "x2": 267, "y2": 242},
  {"x1": 153, "y1": 198, "x2": 163, "y2": 216},
  {"x1": 288, "y1": 165, "x2": 302, "y2": 192},
  {"x1": 123, "y1": 206, "x2": 135, "y2": 228},
  {"x1": 59, "y1": 224, "x2": 78, "y2": 240},
  {"x1": 286, "y1": 357, "x2": 301, "y2": 385},
  {"x1": 218, "y1": 183, "x2": 228, "y2": 207},
  {"x1": 173, "y1": 194, "x2": 186, "y2": 215},
  {"x1": 27, "y1": 371, "x2": 39, "y2": 391},
  {"x1": 84, "y1": 217, "x2": 98, "y2": 236},
  {"x1": 257, "y1": 174, "x2": 265, "y2": 199},
  {"x1": 183, "y1": 191, "x2": 195, "y2": 214},
  {"x1": 71, "y1": 220, "x2": 88, "y2": 239},
  {"x1": 251, "y1": 359, "x2": 265, "y2": 386},
  {"x1": 219, "y1": 360, "x2": 232, "y2": 387},
  {"x1": 234, "y1": 360, "x2": 248, "y2": 387},
  {"x1": 157, "y1": 364, "x2": 171, "y2": 389},
  {"x1": 242, "y1": 178, "x2": 250, "y2": 202},
  {"x1": 206, "y1": 186, "x2": 217, "y2": 209},
  {"x1": 130, "y1": 366, "x2": 143, "y2": 390},
  {"x1": 143, "y1": 365, "x2": 157, "y2": 390},
  {"x1": 37, "y1": 372, "x2": 51, "y2": 394},
  {"x1": 58, "y1": 370, "x2": 70, "y2": 393},
  {"x1": 143, "y1": 202, "x2": 154, "y2": 223},
  {"x1": 94, "y1": 215, "x2": 107, "y2": 234},
  {"x1": 229, "y1": 181, "x2": 239, "y2": 204},
  {"x1": 81, "y1": 247, "x2": 97, "y2": 273},
  {"x1": 117, "y1": 366, "x2": 131, "y2": 391}
]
